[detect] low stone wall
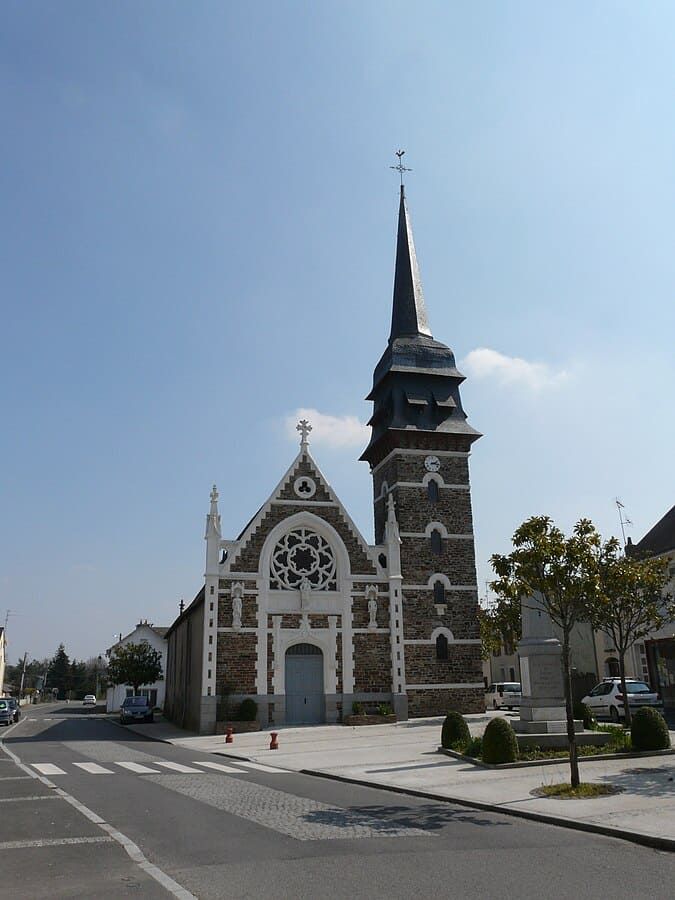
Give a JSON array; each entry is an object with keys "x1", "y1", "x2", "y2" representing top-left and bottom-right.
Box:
[
  {"x1": 215, "y1": 720, "x2": 262, "y2": 735},
  {"x1": 343, "y1": 714, "x2": 397, "y2": 726}
]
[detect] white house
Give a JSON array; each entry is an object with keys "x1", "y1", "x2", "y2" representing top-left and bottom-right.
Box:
[{"x1": 105, "y1": 620, "x2": 168, "y2": 712}]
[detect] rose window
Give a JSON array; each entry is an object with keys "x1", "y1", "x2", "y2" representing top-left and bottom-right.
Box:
[{"x1": 270, "y1": 528, "x2": 337, "y2": 591}]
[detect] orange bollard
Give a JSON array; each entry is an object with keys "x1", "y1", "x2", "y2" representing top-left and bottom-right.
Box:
[
  {"x1": 270, "y1": 731, "x2": 279, "y2": 750},
  {"x1": 225, "y1": 726, "x2": 234, "y2": 744}
]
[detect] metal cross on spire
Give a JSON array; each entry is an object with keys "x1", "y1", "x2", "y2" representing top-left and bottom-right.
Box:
[
  {"x1": 390, "y1": 149, "x2": 412, "y2": 187},
  {"x1": 297, "y1": 418, "x2": 312, "y2": 448}
]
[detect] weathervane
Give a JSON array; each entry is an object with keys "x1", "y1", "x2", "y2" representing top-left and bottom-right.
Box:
[{"x1": 390, "y1": 149, "x2": 412, "y2": 186}]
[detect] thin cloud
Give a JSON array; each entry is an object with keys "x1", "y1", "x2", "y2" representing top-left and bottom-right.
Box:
[
  {"x1": 285, "y1": 408, "x2": 368, "y2": 449},
  {"x1": 462, "y1": 347, "x2": 570, "y2": 391}
]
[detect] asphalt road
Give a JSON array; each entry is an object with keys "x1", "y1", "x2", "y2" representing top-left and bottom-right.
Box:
[{"x1": 1, "y1": 703, "x2": 674, "y2": 899}]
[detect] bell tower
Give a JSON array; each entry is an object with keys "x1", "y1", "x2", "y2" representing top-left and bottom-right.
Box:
[{"x1": 361, "y1": 179, "x2": 484, "y2": 717}]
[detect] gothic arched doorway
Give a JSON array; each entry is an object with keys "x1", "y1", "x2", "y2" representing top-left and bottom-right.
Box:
[{"x1": 285, "y1": 643, "x2": 325, "y2": 725}]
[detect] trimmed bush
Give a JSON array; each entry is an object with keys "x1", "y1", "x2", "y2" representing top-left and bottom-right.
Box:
[
  {"x1": 351, "y1": 701, "x2": 364, "y2": 716},
  {"x1": 631, "y1": 707, "x2": 671, "y2": 752},
  {"x1": 441, "y1": 711, "x2": 470, "y2": 750},
  {"x1": 573, "y1": 701, "x2": 596, "y2": 730},
  {"x1": 482, "y1": 717, "x2": 518, "y2": 764},
  {"x1": 238, "y1": 698, "x2": 258, "y2": 722}
]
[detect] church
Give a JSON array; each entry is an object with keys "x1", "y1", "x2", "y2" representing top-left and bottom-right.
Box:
[{"x1": 164, "y1": 183, "x2": 484, "y2": 733}]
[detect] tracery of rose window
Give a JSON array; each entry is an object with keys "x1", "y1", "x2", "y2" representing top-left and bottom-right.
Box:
[{"x1": 270, "y1": 528, "x2": 337, "y2": 591}]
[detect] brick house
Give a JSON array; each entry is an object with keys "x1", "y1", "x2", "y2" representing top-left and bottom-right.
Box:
[{"x1": 164, "y1": 186, "x2": 484, "y2": 733}]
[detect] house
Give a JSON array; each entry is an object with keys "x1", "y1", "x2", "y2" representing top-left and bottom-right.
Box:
[
  {"x1": 627, "y1": 503, "x2": 675, "y2": 711},
  {"x1": 0, "y1": 627, "x2": 6, "y2": 695},
  {"x1": 164, "y1": 184, "x2": 485, "y2": 734},
  {"x1": 105, "y1": 620, "x2": 168, "y2": 712}
]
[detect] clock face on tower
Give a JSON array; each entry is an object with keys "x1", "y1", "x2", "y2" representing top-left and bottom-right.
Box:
[{"x1": 424, "y1": 455, "x2": 441, "y2": 473}]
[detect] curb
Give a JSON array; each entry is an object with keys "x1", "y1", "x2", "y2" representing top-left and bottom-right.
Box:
[
  {"x1": 438, "y1": 745, "x2": 675, "y2": 769},
  {"x1": 299, "y1": 768, "x2": 675, "y2": 854},
  {"x1": 105, "y1": 716, "x2": 173, "y2": 744}
]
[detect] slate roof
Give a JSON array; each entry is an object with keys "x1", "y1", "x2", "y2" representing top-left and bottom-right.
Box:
[{"x1": 630, "y1": 503, "x2": 675, "y2": 557}]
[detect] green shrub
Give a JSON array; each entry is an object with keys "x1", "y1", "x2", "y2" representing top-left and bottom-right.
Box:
[
  {"x1": 376, "y1": 703, "x2": 393, "y2": 716},
  {"x1": 464, "y1": 736, "x2": 482, "y2": 758},
  {"x1": 573, "y1": 701, "x2": 596, "y2": 730},
  {"x1": 482, "y1": 717, "x2": 518, "y2": 764},
  {"x1": 238, "y1": 698, "x2": 258, "y2": 722},
  {"x1": 441, "y1": 711, "x2": 470, "y2": 750},
  {"x1": 351, "y1": 701, "x2": 364, "y2": 716},
  {"x1": 631, "y1": 707, "x2": 671, "y2": 752}
]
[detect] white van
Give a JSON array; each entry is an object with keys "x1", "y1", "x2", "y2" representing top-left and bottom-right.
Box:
[{"x1": 485, "y1": 682, "x2": 521, "y2": 710}]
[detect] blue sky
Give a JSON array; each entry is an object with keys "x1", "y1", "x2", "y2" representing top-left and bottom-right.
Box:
[{"x1": 2, "y1": 2, "x2": 674, "y2": 662}]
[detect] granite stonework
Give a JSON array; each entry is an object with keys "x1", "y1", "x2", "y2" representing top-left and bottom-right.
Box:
[{"x1": 163, "y1": 185, "x2": 486, "y2": 733}]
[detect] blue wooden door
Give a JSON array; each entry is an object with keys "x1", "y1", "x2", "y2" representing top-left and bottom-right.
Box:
[{"x1": 285, "y1": 644, "x2": 324, "y2": 724}]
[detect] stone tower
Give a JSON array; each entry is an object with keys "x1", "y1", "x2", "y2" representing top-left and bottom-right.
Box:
[{"x1": 361, "y1": 185, "x2": 484, "y2": 717}]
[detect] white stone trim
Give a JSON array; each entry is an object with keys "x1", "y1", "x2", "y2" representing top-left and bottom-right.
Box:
[
  {"x1": 407, "y1": 683, "x2": 484, "y2": 690},
  {"x1": 352, "y1": 628, "x2": 390, "y2": 634},
  {"x1": 400, "y1": 531, "x2": 474, "y2": 540},
  {"x1": 404, "y1": 637, "x2": 481, "y2": 645},
  {"x1": 427, "y1": 573, "x2": 452, "y2": 590},
  {"x1": 375, "y1": 481, "x2": 470, "y2": 500},
  {"x1": 371, "y1": 447, "x2": 470, "y2": 475},
  {"x1": 422, "y1": 472, "x2": 444, "y2": 488},
  {"x1": 217, "y1": 627, "x2": 257, "y2": 633},
  {"x1": 403, "y1": 583, "x2": 478, "y2": 591}
]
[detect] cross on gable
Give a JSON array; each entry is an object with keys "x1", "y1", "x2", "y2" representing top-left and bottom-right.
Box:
[{"x1": 296, "y1": 419, "x2": 312, "y2": 447}]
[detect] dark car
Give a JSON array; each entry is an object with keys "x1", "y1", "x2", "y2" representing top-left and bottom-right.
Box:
[
  {"x1": 0, "y1": 699, "x2": 14, "y2": 727},
  {"x1": 120, "y1": 696, "x2": 154, "y2": 724},
  {"x1": 6, "y1": 698, "x2": 20, "y2": 723}
]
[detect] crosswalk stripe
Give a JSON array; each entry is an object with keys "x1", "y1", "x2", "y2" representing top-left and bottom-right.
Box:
[
  {"x1": 192, "y1": 761, "x2": 244, "y2": 774},
  {"x1": 32, "y1": 764, "x2": 66, "y2": 776},
  {"x1": 115, "y1": 762, "x2": 161, "y2": 774},
  {"x1": 231, "y1": 760, "x2": 288, "y2": 774},
  {"x1": 73, "y1": 762, "x2": 114, "y2": 774},
  {"x1": 154, "y1": 761, "x2": 203, "y2": 774}
]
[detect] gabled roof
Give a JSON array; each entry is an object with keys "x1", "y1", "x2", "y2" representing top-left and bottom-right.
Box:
[
  {"x1": 631, "y1": 503, "x2": 675, "y2": 557},
  {"x1": 165, "y1": 587, "x2": 205, "y2": 639},
  {"x1": 107, "y1": 622, "x2": 170, "y2": 654}
]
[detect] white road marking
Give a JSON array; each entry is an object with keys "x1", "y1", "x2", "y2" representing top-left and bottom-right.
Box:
[
  {"x1": 73, "y1": 762, "x2": 114, "y2": 774},
  {"x1": 0, "y1": 836, "x2": 114, "y2": 850},
  {"x1": 115, "y1": 761, "x2": 161, "y2": 774},
  {"x1": 32, "y1": 764, "x2": 67, "y2": 776},
  {"x1": 192, "y1": 761, "x2": 245, "y2": 774},
  {"x1": 0, "y1": 775, "x2": 32, "y2": 781},
  {"x1": 232, "y1": 760, "x2": 289, "y2": 773},
  {"x1": 0, "y1": 795, "x2": 61, "y2": 802},
  {"x1": 1, "y1": 743, "x2": 196, "y2": 899},
  {"x1": 154, "y1": 761, "x2": 204, "y2": 774}
]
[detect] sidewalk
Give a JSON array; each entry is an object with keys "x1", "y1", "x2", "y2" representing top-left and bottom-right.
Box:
[{"x1": 121, "y1": 713, "x2": 675, "y2": 849}]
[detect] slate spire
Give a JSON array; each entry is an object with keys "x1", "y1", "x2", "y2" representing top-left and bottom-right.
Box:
[{"x1": 390, "y1": 186, "x2": 432, "y2": 341}]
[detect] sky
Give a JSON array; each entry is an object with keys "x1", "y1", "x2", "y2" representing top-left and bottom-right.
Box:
[{"x1": 1, "y1": 2, "x2": 674, "y2": 663}]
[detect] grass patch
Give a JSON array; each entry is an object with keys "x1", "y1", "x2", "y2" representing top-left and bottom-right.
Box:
[{"x1": 533, "y1": 782, "x2": 620, "y2": 799}]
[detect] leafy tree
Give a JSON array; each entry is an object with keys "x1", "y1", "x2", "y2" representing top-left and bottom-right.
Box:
[
  {"x1": 592, "y1": 540, "x2": 673, "y2": 726},
  {"x1": 478, "y1": 600, "x2": 521, "y2": 660},
  {"x1": 491, "y1": 516, "x2": 601, "y2": 788},
  {"x1": 48, "y1": 644, "x2": 72, "y2": 698},
  {"x1": 107, "y1": 641, "x2": 163, "y2": 696}
]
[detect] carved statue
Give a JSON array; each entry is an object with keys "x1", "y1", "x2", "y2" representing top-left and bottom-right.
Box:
[
  {"x1": 299, "y1": 577, "x2": 312, "y2": 610},
  {"x1": 232, "y1": 590, "x2": 243, "y2": 630},
  {"x1": 368, "y1": 597, "x2": 378, "y2": 629}
]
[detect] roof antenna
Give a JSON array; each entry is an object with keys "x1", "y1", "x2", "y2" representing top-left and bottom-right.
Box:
[{"x1": 615, "y1": 497, "x2": 632, "y2": 549}]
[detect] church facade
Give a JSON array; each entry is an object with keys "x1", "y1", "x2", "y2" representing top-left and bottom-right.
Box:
[{"x1": 164, "y1": 186, "x2": 484, "y2": 734}]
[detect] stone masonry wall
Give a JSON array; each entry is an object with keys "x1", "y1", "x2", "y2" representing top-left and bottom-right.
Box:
[{"x1": 216, "y1": 633, "x2": 257, "y2": 696}]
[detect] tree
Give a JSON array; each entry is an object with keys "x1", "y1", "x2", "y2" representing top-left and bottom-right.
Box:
[
  {"x1": 107, "y1": 641, "x2": 163, "y2": 696},
  {"x1": 478, "y1": 600, "x2": 521, "y2": 660},
  {"x1": 491, "y1": 516, "x2": 601, "y2": 788},
  {"x1": 48, "y1": 644, "x2": 72, "y2": 698},
  {"x1": 592, "y1": 539, "x2": 673, "y2": 726}
]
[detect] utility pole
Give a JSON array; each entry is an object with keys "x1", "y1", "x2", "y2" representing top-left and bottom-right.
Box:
[{"x1": 19, "y1": 651, "x2": 28, "y2": 698}]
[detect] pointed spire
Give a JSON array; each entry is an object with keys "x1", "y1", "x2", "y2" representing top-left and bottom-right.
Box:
[
  {"x1": 389, "y1": 186, "x2": 432, "y2": 341},
  {"x1": 384, "y1": 493, "x2": 400, "y2": 544},
  {"x1": 205, "y1": 484, "x2": 221, "y2": 540}
]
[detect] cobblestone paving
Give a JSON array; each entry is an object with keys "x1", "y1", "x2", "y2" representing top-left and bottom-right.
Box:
[{"x1": 145, "y1": 774, "x2": 434, "y2": 841}]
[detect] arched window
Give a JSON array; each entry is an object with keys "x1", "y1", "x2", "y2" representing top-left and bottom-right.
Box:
[
  {"x1": 433, "y1": 581, "x2": 445, "y2": 604},
  {"x1": 430, "y1": 529, "x2": 442, "y2": 555},
  {"x1": 427, "y1": 479, "x2": 439, "y2": 504},
  {"x1": 436, "y1": 634, "x2": 449, "y2": 660}
]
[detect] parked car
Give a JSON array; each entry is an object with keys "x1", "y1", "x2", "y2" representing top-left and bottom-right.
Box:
[
  {"x1": 582, "y1": 678, "x2": 663, "y2": 722},
  {"x1": 6, "y1": 698, "x2": 21, "y2": 723},
  {"x1": 0, "y1": 699, "x2": 14, "y2": 727},
  {"x1": 120, "y1": 696, "x2": 154, "y2": 724},
  {"x1": 82, "y1": 695, "x2": 97, "y2": 707},
  {"x1": 485, "y1": 682, "x2": 522, "y2": 710}
]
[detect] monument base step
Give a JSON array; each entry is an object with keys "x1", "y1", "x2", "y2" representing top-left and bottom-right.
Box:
[
  {"x1": 515, "y1": 731, "x2": 613, "y2": 750},
  {"x1": 514, "y1": 719, "x2": 583, "y2": 734}
]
